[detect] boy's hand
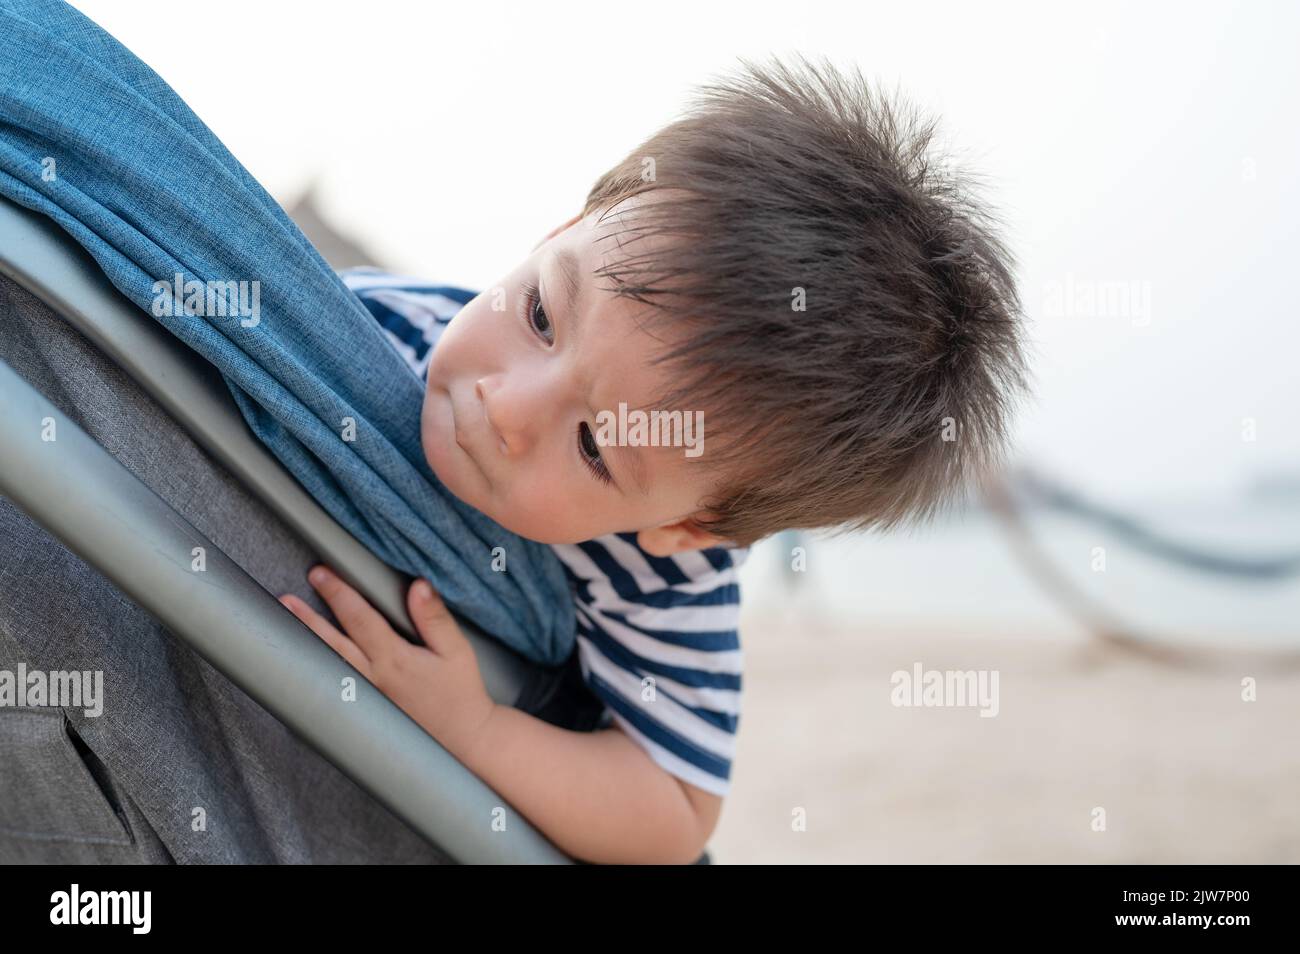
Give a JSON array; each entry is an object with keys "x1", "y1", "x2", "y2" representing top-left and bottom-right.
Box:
[{"x1": 279, "y1": 566, "x2": 496, "y2": 760}]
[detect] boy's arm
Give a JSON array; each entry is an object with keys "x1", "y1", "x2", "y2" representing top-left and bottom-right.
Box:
[
  {"x1": 463, "y1": 705, "x2": 721, "y2": 865},
  {"x1": 280, "y1": 566, "x2": 720, "y2": 865}
]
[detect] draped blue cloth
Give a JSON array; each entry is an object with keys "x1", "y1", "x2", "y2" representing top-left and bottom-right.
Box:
[{"x1": 0, "y1": 0, "x2": 575, "y2": 665}]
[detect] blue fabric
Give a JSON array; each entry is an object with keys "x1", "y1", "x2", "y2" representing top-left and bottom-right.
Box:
[{"x1": 0, "y1": 0, "x2": 575, "y2": 665}]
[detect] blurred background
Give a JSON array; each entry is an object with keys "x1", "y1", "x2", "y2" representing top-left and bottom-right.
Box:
[{"x1": 70, "y1": 0, "x2": 1300, "y2": 862}]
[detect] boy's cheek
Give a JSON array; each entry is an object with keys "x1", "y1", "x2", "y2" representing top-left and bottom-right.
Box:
[{"x1": 495, "y1": 482, "x2": 593, "y2": 546}]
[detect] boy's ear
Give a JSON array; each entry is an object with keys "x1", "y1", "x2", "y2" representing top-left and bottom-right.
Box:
[
  {"x1": 531, "y1": 212, "x2": 582, "y2": 252},
  {"x1": 636, "y1": 517, "x2": 729, "y2": 557}
]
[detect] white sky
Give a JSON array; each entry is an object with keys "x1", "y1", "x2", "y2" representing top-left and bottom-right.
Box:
[{"x1": 70, "y1": 0, "x2": 1300, "y2": 504}]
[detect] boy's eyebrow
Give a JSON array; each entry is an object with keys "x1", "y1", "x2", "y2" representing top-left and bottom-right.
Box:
[
  {"x1": 554, "y1": 246, "x2": 584, "y2": 324},
  {"x1": 610, "y1": 440, "x2": 650, "y2": 496},
  {"x1": 547, "y1": 247, "x2": 651, "y2": 496}
]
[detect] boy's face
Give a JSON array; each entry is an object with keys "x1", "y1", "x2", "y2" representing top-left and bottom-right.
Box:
[{"x1": 420, "y1": 204, "x2": 726, "y2": 554}]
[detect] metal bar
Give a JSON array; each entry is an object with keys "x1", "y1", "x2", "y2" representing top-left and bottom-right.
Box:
[
  {"x1": 0, "y1": 355, "x2": 569, "y2": 864},
  {"x1": 0, "y1": 196, "x2": 534, "y2": 706}
]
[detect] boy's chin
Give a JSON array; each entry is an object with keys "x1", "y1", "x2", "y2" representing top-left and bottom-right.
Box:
[
  {"x1": 419, "y1": 399, "x2": 598, "y2": 544},
  {"x1": 421, "y1": 436, "x2": 542, "y2": 539},
  {"x1": 423, "y1": 437, "x2": 479, "y2": 507}
]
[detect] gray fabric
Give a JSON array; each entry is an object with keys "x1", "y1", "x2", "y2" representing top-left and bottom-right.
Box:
[
  {"x1": 0, "y1": 701, "x2": 171, "y2": 864},
  {"x1": 0, "y1": 273, "x2": 460, "y2": 863}
]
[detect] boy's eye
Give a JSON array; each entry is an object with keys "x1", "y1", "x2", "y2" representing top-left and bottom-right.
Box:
[
  {"x1": 578, "y1": 423, "x2": 613, "y2": 485},
  {"x1": 524, "y1": 284, "x2": 554, "y2": 344}
]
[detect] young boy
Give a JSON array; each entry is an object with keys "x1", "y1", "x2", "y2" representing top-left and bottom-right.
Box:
[{"x1": 278, "y1": 57, "x2": 1028, "y2": 864}]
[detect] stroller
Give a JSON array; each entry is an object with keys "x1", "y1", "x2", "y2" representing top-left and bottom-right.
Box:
[{"x1": 0, "y1": 194, "x2": 618, "y2": 864}]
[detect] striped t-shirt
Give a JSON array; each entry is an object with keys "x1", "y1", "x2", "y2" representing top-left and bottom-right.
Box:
[{"x1": 341, "y1": 268, "x2": 746, "y2": 796}]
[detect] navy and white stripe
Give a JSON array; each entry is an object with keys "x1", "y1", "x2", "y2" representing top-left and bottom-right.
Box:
[
  {"x1": 341, "y1": 268, "x2": 746, "y2": 796},
  {"x1": 343, "y1": 268, "x2": 474, "y2": 378},
  {"x1": 553, "y1": 535, "x2": 745, "y2": 795}
]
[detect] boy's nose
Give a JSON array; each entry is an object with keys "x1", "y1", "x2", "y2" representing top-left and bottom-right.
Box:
[{"x1": 476, "y1": 375, "x2": 530, "y2": 456}]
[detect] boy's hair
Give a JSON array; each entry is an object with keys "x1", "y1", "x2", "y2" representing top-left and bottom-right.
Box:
[{"x1": 583, "y1": 55, "x2": 1029, "y2": 547}]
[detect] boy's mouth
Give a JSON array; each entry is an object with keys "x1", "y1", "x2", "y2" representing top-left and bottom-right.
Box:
[
  {"x1": 448, "y1": 388, "x2": 488, "y2": 478},
  {"x1": 450, "y1": 392, "x2": 474, "y2": 456}
]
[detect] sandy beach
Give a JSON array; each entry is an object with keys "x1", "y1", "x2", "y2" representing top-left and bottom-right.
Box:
[{"x1": 711, "y1": 604, "x2": 1300, "y2": 864}]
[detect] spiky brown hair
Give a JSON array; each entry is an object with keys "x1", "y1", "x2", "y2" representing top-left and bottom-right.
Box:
[{"x1": 582, "y1": 55, "x2": 1029, "y2": 546}]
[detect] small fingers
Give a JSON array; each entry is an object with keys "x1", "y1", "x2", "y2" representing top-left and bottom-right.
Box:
[
  {"x1": 307, "y1": 565, "x2": 396, "y2": 657},
  {"x1": 279, "y1": 593, "x2": 372, "y2": 676},
  {"x1": 407, "y1": 579, "x2": 461, "y2": 655}
]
